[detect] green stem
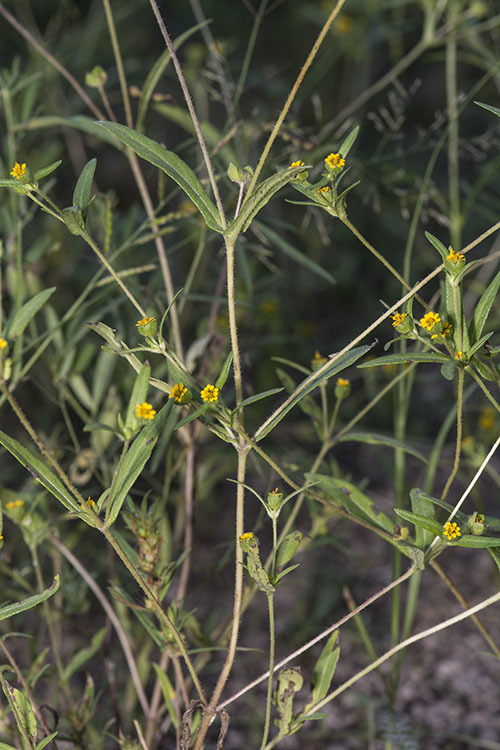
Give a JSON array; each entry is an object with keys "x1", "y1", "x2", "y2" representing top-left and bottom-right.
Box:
[
  {"x1": 102, "y1": 0, "x2": 133, "y2": 128},
  {"x1": 245, "y1": 0, "x2": 346, "y2": 199},
  {"x1": 441, "y1": 366, "x2": 464, "y2": 500},
  {"x1": 302, "y1": 586, "x2": 500, "y2": 719},
  {"x1": 446, "y1": 0, "x2": 461, "y2": 251},
  {"x1": 260, "y1": 592, "x2": 276, "y2": 750},
  {"x1": 101, "y1": 524, "x2": 206, "y2": 706},
  {"x1": 233, "y1": 0, "x2": 269, "y2": 112},
  {"x1": 147, "y1": 0, "x2": 226, "y2": 229},
  {"x1": 81, "y1": 231, "x2": 147, "y2": 317},
  {"x1": 342, "y1": 218, "x2": 429, "y2": 309}
]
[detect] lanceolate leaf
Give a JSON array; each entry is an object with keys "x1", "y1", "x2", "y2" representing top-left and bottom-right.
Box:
[
  {"x1": 73, "y1": 157, "x2": 96, "y2": 212},
  {"x1": 0, "y1": 431, "x2": 81, "y2": 513},
  {"x1": 6, "y1": 287, "x2": 55, "y2": 338},
  {"x1": 358, "y1": 352, "x2": 450, "y2": 368},
  {"x1": 227, "y1": 165, "x2": 309, "y2": 240},
  {"x1": 338, "y1": 432, "x2": 427, "y2": 463},
  {"x1": 469, "y1": 268, "x2": 500, "y2": 343},
  {"x1": 104, "y1": 401, "x2": 172, "y2": 527},
  {"x1": 254, "y1": 346, "x2": 370, "y2": 441},
  {"x1": 96, "y1": 122, "x2": 223, "y2": 232},
  {"x1": 425, "y1": 231, "x2": 448, "y2": 261},
  {"x1": 0, "y1": 576, "x2": 59, "y2": 622}
]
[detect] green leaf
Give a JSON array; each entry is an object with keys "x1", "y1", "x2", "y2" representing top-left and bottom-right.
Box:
[
  {"x1": 425, "y1": 231, "x2": 448, "y2": 261},
  {"x1": 125, "y1": 362, "x2": 151, "y2": 431},
  {"x1": 174, "y1": 402, "x2": 211, "y2": 430},
  {"x1": 469, "y1": 268, "x2": 500, "y2": 343},
  {"x1": 307, "y1": 474, "x2": 393, "y2": 533},
  {"x1": 95, "y1": 121, "x2": 222, "y2": 232},
  {"x1": 73, "y1": 157, "x2": 96, "y2": 213},
  {"x1": 215, "y1": 351, "x2": 233, "y2": 389},
  {"x1": 6, "y1": 686, "x2": 37, "y2": 744},
  {"x1": 0, "y1": 576, "x2": 59, "y2": 622},
  {"x1": 36, "y1": 733, "x2": 58, "y2": 750},
  {"x1": 304, "y1": 631, "x2": 340, "y2": 712},
  {"x1": 18, "y1": 115, "x2": 126, "y2": 148},
  {"x1": 358, "y1": 352, "x2": 450, "y2": 368},
  {"x1": 235, "y1": 387, "x2": 284, "y2": 411},
  {"x1": 34, "y1": 160, "x2": 62, "y2": 181},
  {"x1": 0, "y1": 432, "x2": 81, "y2": 514},
  {"x1": 440, "y1": 361, "x2": 456, "y2": 381},
  {"x1": 104, "y1": 401, "x2": 172, "y2": 526},
  {"x1": 338, "y1": 432, "x2": 427, "y2": 463},
  {"x1": 276, "y1": 531, "x2": 303, "y2": 569},
  {"x1": 0, "y1": 743, "x2": 17, "y2": 750},
  {"x1": 468, "y1": 331, "x2": 493, "y2": 359},
  {"x1": 62, "y1": 206, "x2": 85, "y2": 236},
  {"x1": 151, "y1": 664, "x2": 178, "y2": 729},
  {"x1": 273, "y1": 563, "x2": 300, "y2": 585},
  {"x1": 256, "y1": 222, "x2": 336, "y2": 284},
  {"x1": 339, "y1": 125, "x2": 359, "y2": 157},
  {"x1": 394, "y1": 509, "x2": 443, "y2": 538},
  {"x1": 227, "y1": 165, "x2": 309, "y2": 239},
  {"x1": 450, "y1": 535, "x2": 500, "y2": 548},
  {"x1": 137, "y1": 20, "x2": 210, "y2": 132},
  {"x1": 6, "y1": 287, "x2": 56, "y2": 339},
  {"x1": 255, "y1": 345, "x2": 370, "y2": 441},
  {"x1": 63, "y1": 627, "x2": 107, "y2": 681},
  {"x1": 475, "y1": 100, "x2": 500, "y2": 119},
  {"x1": 410, "y1": 488, "x2": 435, "y2": 548}
]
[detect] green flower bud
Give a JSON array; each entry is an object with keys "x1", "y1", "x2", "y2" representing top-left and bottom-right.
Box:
[
  {"x1": 135, "y1": 316, "x2": 158, "y2": 337},
  {"x1": 239, "y1": 532, "x2": 274, "y2": 593},
  {"x1": 85, "y1": 65, "x2": 108, "y2": 88},
  {"x1": 335, "y1": 377, "x2": 351, "y2": 400},
  {"x1": 311, "y1": 350, "x2": 328, "y2": 371},
  {"x1": 467, "y1": 512, "x2": 485, "y2": 536}
]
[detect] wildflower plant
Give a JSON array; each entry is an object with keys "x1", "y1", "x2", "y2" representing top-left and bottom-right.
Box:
[{"x1": 0, "y1": 2, "x2": 500, "y2": 750}]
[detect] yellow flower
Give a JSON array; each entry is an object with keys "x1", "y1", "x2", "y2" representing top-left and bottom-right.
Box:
[
  {"x1": 136, "y1": 402, "x2": 156, "y2": 419},
  {"x1": 169, "y1": 383, "x2": 188, "y2": 403},
  {"x1": 478, "y1": 407, "x2": 495, "y2": 431},
  {"x1": 455, "y1": 351, "x2": 463, "y2": 360},
  {"x1": 446, "y1": 248, "x2": 465, "y2": 264},
  {"x1": 443, "y1": 521, "x2": 461, "y2": 540},
  {"x1": 201, "y1": 384, "x2": 219, "y2": 403},
  {"x1": 10, "y1": 162, "x2": 26, "y2": 179},
  {"x1": 290, "y1": 160, "x2": 305, "y2": 168},
  {"x1": 0, "y1": 534, "x2": 3, "y2": 541},
  {"x1": 419, "y1": 311, "x2": 441, "y2": 331},
  {"x1": 325, "y1": 153, "x2": 345, "y2": 169},
  {"x1": 431, "y1": 321, "x2": 452, "y2": 340},
  {"x1": 317, "y1": 186, "x2": 330, "y2": 195},
  {"x1": 136, "y1": 317, "x2": 155, "y2": 327},
  {"x1": 5, "y1": 499, "x2": 24, "y2": 510},
  {"x1": 391, "y1": 312, "x2": 407, "y2": 328},
  {"x1": 239, "y1": 532, "x2": 254, "y2": 542},
  {"x1": 336, "y1": 377, "x2": 350, "y2": 387},
  {"x1": 0, "y1": 338, "x2": 7, "y2": 349}
]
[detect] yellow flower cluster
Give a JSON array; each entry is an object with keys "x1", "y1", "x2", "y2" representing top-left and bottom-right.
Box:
[
  {"x1": 10, "y1": 162, "x2": 26, "y2": 179},
  {"x1": 431, "y1": 321, "x2": 452, "y2": 340},
  {"x1": 336, "y1": 377, "x2": 350, "y2": 387},
  {"x1": 0, "y1": 338, "x2": 7, "y2": 349},
  {"x1": 317, "y1": 186, "x2": 330, "y2": 195},
  {"x1": 5, "y1": 499, "x2": 24, "y2": 510},
  {"x1": 135, "y1": 317, "x2": 155, "y2": 327},
  {"x1": 290, "y1": 160, "x2": 305, "y2": 168},
  {"x1": 201, "y1": 384, "x2": 219, "y2": 403},
  {"x1": 443, "y1": 521, "x2": 461, "y2": 540},
  {"x1": 169, "y1": 383, "x2": 188, "y2": 403},
  {"x1": 325, "y1": 152, "x2": 345, "y2": 169},
  {"x1": 391, "y1": 312, "x2": 407, "y2": 328},
  {"x1": 446, "y1": 248, "x2": 465, "y2": 264},
  {"x1": 136, "y1": 402, "x2": 156, "y2": 419},
  {"x1": 239, "y1": 532, "x2": 254, "y2": 542},
  {"x1": 419, "y1": 311, "x2": 440, "y2": 332}
]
